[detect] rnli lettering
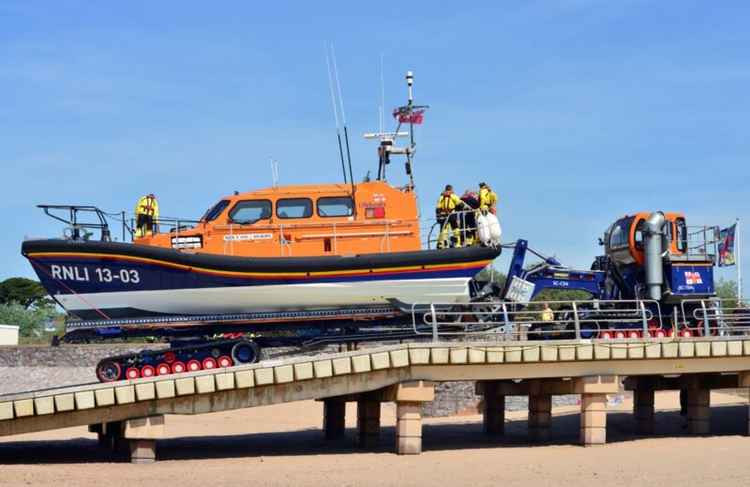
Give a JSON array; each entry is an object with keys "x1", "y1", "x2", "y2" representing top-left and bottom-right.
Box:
[
  {"x1": 49, "y1": 265, "x2": 140, "y2": 284},
  {"x1": 223, "y1": 233, "x2": 273, "y2": 241}
]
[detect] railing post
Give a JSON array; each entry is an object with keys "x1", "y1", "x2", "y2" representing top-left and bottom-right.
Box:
[
  {"x1": 430, "y1": 304, "x2": 438, "y2": 342},
  {"x1": 572, "y1": 302, "x2": 581, "y2": 340},
  {"x1": 700, "y1": 300, "x2": 710, "y2": 336},
  {"x1": 640, "y1": 301, "x2": 649, "y2": 336},
  {"x1": 501, "y1": 303, "x2": 511, "y2": 338}
]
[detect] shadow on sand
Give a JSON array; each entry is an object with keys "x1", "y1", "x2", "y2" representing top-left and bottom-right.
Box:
[{"x1": 1, "y1": 404, "x2": 747, "y2": 464}]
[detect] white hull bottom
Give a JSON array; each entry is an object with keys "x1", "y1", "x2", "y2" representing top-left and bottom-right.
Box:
[{"x1": 57, "y1": 277, "x2": 472, "y2": 317}]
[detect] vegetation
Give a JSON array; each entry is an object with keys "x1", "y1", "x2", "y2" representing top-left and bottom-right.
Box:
[
  {"x1": 0, "y1": 277, "x2": 51, "y2": 308},
  {"x1": 0, "y1": 277, "x2": 63, "y2": 343},
  {"x1": 715, "y1": 278, "x2": 741, "y2": 309}
]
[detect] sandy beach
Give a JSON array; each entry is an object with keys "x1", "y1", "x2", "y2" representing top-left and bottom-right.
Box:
[{"x1": 1, "y1": 390, "x2": 748, "y2": 487}]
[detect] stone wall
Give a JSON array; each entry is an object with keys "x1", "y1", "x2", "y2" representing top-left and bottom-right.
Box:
[{"x1": 0, "y1": 344, "x2": 167, "y2": 368}]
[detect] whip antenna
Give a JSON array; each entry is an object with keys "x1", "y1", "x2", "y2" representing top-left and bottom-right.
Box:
[
  {"x1": 325, "y1": 45, "x2": 348, "y2": 184},
  {"x1": 330, "y1": 44, "x2": 355, "y2": 191}
]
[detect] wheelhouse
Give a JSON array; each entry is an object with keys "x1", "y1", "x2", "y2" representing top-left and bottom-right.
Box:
[{"x1": 134, "y1": 180, "x2": 422, "y2": 257}]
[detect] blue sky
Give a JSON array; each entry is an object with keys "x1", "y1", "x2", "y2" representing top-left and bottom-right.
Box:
[{"x1": 1, "y1": 1, "x2": 748, "y2": 295}]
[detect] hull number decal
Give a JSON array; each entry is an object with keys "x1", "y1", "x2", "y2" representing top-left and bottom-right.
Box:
[{"x1": 50, "y1": 265, "x2": 140, "y2": 284}]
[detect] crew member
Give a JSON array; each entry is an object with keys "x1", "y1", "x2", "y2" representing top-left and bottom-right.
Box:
[
  {"x1": 436, "y1": 185, "x2": 467, "y2": 248},
  {"x1": 460, "y1": 189, "x2": 480, "y2": 246},
  {"x1": 478, "y1": 182, "x2": 498, "y2": 215},
  {"x1": 134, "y1": 193, "x2": 159, "y2": 238},
  {"x1": 541, "y1": 303, "x2": 554, "y2": 323}
]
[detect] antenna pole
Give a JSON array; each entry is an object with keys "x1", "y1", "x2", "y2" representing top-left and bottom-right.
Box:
[
  {"x1": 406, "y1": 70, "x2": 415, "y2": 190},
  {"x1": 326, "y1": 45, "x2": 348, "y2": 184},
  {"x1": 331, "y1": 44, "x2": 355, "y2": 193}
]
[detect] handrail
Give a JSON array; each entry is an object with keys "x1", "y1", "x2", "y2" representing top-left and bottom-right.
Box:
[{"x1": 410, "y1": 299, "x2": 663, "y2": 342}]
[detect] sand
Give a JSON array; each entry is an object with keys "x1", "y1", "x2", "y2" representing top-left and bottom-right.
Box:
[{"x1": 1, "y1": 390, "x2": 748, "y2": 487}]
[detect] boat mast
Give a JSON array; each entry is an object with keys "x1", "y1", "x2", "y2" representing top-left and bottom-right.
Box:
[{"x1": 363, "y1": 70, "x2": 428, "y2": 191}]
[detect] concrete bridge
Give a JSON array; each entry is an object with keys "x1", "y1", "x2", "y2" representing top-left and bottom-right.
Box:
[{"x1": 2, "y1": 337, "x2": 750, "y2": 462}]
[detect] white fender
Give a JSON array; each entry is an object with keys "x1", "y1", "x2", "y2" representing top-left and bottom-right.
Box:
[
  {"x1": 476, "y1": 213, "x2": 491, "y2": 245},
  {"x1": 487, "y1": 213, "x2": 502, "y2": 245}
]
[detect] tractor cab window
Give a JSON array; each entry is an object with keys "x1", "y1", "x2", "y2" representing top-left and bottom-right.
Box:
[
  {"x1": 675, "y1": 217, "x2": 688, "y2": 253},
  {"x1": 317, "y1": 196, "x2": 354, "y2": 217},
  {"x1": 608, "y1": 217, "x2": 633, "y2": 250},
  {"x1": 229, "y1": 200, "x2": 272, "y2": 224},
  {"x1": 634, "y1": 220, "x2": 646, "y2": 250},
  {"x1": 201, "y1": 199, "x2": 230, "y2": 222},
  {"x1": 276, "y1": 198, "x2": 313, "y2": 219}
]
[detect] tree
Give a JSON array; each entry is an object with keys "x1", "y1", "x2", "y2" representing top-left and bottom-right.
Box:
[
  {"x1": 474, "y1": 267, "x2": 506, "y2": 287},
  {"x1": 0, "y1": 277, "x2": 50, "y2": 309},
  {"x1": 714, "y1": 278, "x2": 739, "y2": 309},
  {"x1": 0, "y1": 303, "x2": 58, "y2": 338}
]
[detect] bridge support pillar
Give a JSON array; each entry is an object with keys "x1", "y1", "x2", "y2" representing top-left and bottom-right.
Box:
[
  {"x1": 356, "y1": 400, "x2": 381, "y2": 449},
  {"x1": 383, "y1": 381, "x2": 435, "y2": 455},
  {"x1": 529, "y1": 394, "x2": 552, "y2": 442},
  {"x1": 633, "y1": 378, "x2": 656, "y2": 435},
  {"x1": 89, "y1": 421, "x2": 125, "y2": 453},
  {"x1": 396, "y1": 402, "x2": 423, "y2": 455},
  {"x1": 323, "y1": 399, "x2": 346, "y2": 440},
  {"x1": 481, "y1": 381, "x2": 505, "y2": 436},
  {"x1": 576, "y1": 375, "x2": 618, "y2": 446},
  {"x1": 580, "y1": 394, "x2": 607, "y2": 446},
  {"x1": 123, "y1": 416, "x2": 164, "y2": 463},
  {"x1": 686, "y1": 385, "x2": 711, "y2": 435}
]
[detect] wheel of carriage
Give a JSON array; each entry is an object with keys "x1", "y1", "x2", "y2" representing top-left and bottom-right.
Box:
[
  {"x1": 156, "y1": 363, "x2": 172, "y2": 375},
  {"x1": 96, "y1": 360, "x2": 122, "y2": 382},
  {"x1": 171, "y1": 361, "x2": 186, "y2": 373},
  {"x1": 652, "y1": 328, "x2": 667, "y2": 339},
  {"x1": 141, "y1": 365, "x2": 156, "y2": 377},
  {"x1": 163, "y1": 351, "x2": 177, "y2": 364},
  {"x1": 614, "y1": 330, "x2": 627, "y2": 339},
  {"x1": 217, "y1": 355, "x2": 234, "y2": 368},
  {"x1": 600, "y1": 330, "x2": 613, "y2": 340},
  {"x1": 627, "y1": 330, "x2": 641, "y2": 339},
  {"x1": 186, "y1": 359, "x2": 202, "y2": 372},
  {"x1": 202, "y1": 357, "x2": 217, "y2": 370},
  {"x1": 125, "y1": 367, "x2": 140, "y2": 380},
  {"x1": 231, "y1": 340, "x2": 260, "y2": 364}
]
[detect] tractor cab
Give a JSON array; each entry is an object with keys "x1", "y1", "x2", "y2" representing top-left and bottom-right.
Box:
[{"x1": 602, "y1": 212, "x2": 718, "y2": 303}]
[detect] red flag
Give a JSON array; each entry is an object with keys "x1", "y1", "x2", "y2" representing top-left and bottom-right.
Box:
[{"x1": 392, "y1": 107, "x2": 425, "y2": 124}]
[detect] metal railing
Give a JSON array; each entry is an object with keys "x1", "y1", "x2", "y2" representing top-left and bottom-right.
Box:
[
  {"x1": 424, "y1": 209, "x2": 484, "y2": 249},
  {"x1": 410, "y1": 299, "x2": 663, "y2": 342},
  {"x1": 679, "y1": 299, "x2": 750, "y2": 337},
  {"x1": 684, "y1": 225, "x2": 721, "y2": 260}
]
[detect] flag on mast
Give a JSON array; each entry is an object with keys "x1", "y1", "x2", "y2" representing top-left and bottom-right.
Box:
[
  {"x1": 718, "y1": 224, "x2": 737, "y2": 267},
  {"x1": 392, "y1": 105, "x2": 427, "y2": 124}
]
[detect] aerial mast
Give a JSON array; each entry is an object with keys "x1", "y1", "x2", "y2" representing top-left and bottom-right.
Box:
[{"x1": 364, "y1": 70, "x2": 428, "y2": 191}]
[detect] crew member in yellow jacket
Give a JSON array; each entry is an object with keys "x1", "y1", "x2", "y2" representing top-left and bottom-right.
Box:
[
  {"x1": 435, "y1": 185, "x2": 468, "y2": 248},
  {"x1": 134, "y1": 194, "x2": 159, "y2": 237},
  {"x1": 478, "y1": 182, "x2": 498, "y2": 215}
]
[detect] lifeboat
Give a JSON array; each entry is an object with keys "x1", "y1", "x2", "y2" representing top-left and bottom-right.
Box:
[{"x1": 22, "y1": 71, "x2": 501, "y2": 326}]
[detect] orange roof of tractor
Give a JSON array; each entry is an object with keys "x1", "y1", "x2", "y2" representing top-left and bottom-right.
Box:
[{"x1": 134, "y1": 180, "x2": 422, "y2": 258}]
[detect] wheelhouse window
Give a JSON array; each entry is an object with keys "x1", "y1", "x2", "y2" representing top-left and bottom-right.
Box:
[
  {"x1": 276, "y1": 198, "x2": 313, "y2": 219},
  {"x1": 201, "y1": 199, "x2": 230, "y2": 222},
  {"x1": 317, "y1": 196, "x2": 353, "y2": 217},
  {"x1": 228, "y1": 200, "x2": 272, "y2": 224}
]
